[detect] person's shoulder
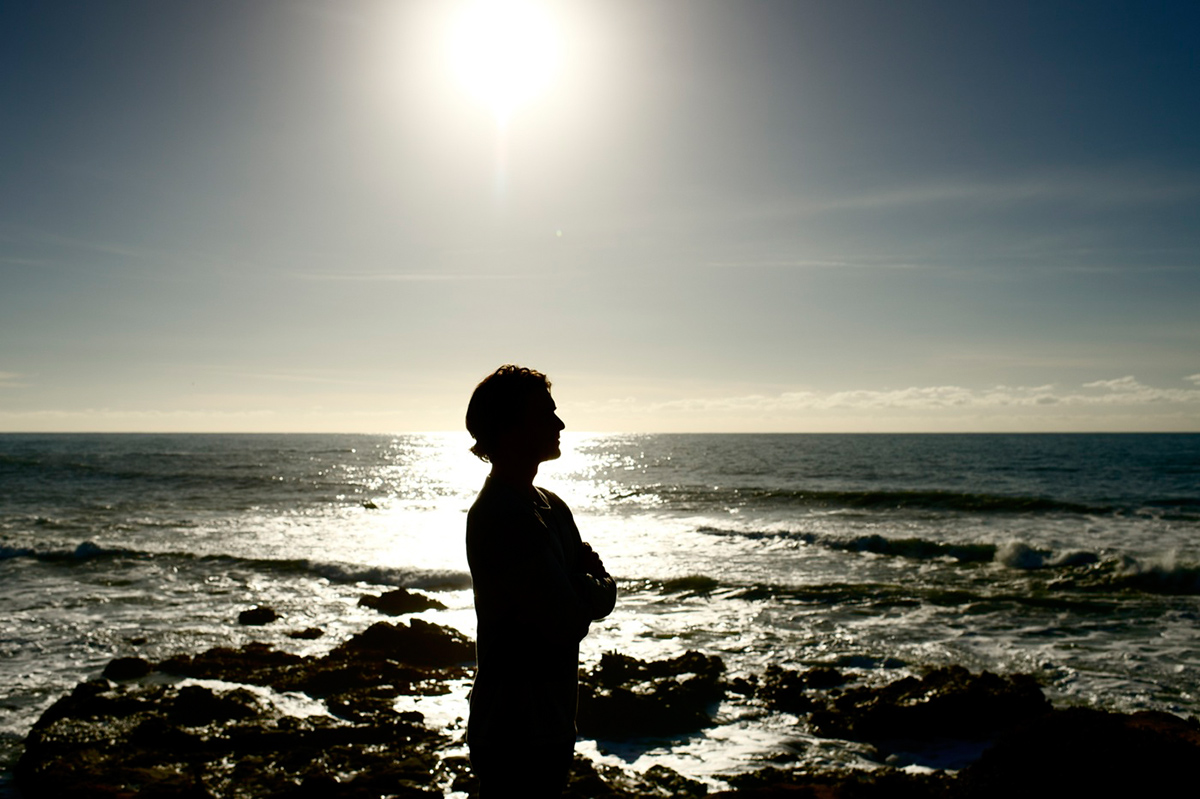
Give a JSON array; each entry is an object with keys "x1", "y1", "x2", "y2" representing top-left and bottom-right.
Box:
[
  {"x1": 536, "y1": 486, "x2": 577, "y2": 520},
  {"x1": 468, "y1": 479, "x2": 534, "y2": 531},
  {"x1": 536, "y1": 486, "x2": 567, "y2": 507},
  {"x1": 468, "y1": 482, "x2": 504, "y2": 521},
  {"x1": 467, "y1": 480, "x2": 499, "y2": 522}
]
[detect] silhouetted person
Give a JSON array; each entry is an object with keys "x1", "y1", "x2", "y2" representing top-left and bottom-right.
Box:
[{"x1": 465, "y1": 365, "x2": 617, "y2": 797}]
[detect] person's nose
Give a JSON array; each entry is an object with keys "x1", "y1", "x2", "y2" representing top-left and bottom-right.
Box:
[{"x1": 554, "y1": 414, "x2": 565, "y2": 431}]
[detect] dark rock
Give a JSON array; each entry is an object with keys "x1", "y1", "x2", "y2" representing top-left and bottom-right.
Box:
[
  {"x1": 128, "y1": 715, "x2": 204, "y2": 750},
  {"x1": 286, "y1": 656, "x2": 431, "y2": 699},
  {"x1": 168, "y1": 685, "x2": 260, "y2": 726},
  {"x1": 446, "y1": 755, "x2": 479, "y2": 797},
  {"x1": 643, "y1": 763, "x2": 709, "y2": 797},
  {"x1": 577, "y1": 650, "x2": 726, "y2": 738},
  {"x1": 809, "y1": 665, "x2": 1050, "y2": 743},
  {"x1": 34, "y1": 678, "x2": 155, "y2": 729},
  {"x1": 728, "y1": 675, "x2": 758, "y2": 696},
  {"x1": 714, "y1": 766, "x2": 954, "y2": 798},
  {"x1": 804, "y1": 666, "x2": 847, "y2": 690},
  {"x1": 564, "y1": 755, "x2": 625, "y2": 798},
  {"x1": 759, "y1": 666, "x2": 816, "y2": 714},
  {"x1": 40, "y1": 635, "x2": 1197, "y2": 799},
  {"x1": 759, "y1": 665, "x2": 849, "y2": 713},
  {"x1": 16, "y1": 620, "x2": 478, "y2": 798},
  {"x1": 156, "y1": 631, "x2": 471, "y2": 701},
  {"x1": 103, "y1": 656, "x2": 152, "y2": 681},
  {"x1": 157, "y1": 642, "x2": 305, "y2": 686},
  {"x1": 16, "y1": 677, "x2": 448, "y2": 799},
  {"x1": 287, "y1": 627, "x2": 325, "y2": 640},
  {"x1": 958, "y1": 707, "x2": 1200, "y2": 797},
  {"x1": 238, "y1": 606, "x2": 280, "y2": 626},
  {"x1": 325, "y1": 688, "x2": 405, "y2": 723},
  {"x1": 331, "y1": 620, "x2": 473, "y2": 667},
  {"x1": 358, "y1": 588, "x2": 447, "y2": 616}
]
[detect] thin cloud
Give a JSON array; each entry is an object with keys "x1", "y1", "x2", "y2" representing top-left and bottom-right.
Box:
[
  {"x1": 789, "y1": 169, "x2": 1200, "y2": 217},
  {"x1": 225, "y1": 370, "x2": 380, "y2": 387},
  {"x1": 0, "y1": 408, "x2": 277, "y2": 419},
  {"x1": 0, "y1": 371, "x2": 27, "y2": 388},
  {"x1": 290, "y1": 272, "x2": 536, "y2": 282},
  {"x1": 646, "y1": 377, "x2": 1200, "y2": 415},
  {"x1": 704, "y1": 257, "x2": 926, "y2": 271},
  {"x1": 1082, "y1": 376, "x2": 1144, "y2": 392},
  {"x1": 12, "y1": 228, "x2": 260, "y2": 277},
  {"x1": 0, "y1": 256, "x2": 50, "y2": 266}
]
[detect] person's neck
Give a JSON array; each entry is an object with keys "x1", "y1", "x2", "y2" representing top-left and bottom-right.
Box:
[{"x1": 488, "y1": 460, "x2": 539, "y2": 496}]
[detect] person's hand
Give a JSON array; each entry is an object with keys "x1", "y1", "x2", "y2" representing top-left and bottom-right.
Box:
[{"x1": 580, "y1": 542, "x2": 609, "y2": 579}]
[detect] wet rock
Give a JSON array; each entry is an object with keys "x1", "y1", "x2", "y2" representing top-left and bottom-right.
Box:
[
  {"x1": 714, "y1": 766, "x2": 954, "y2": 798},
  {"x1": 727, "y1": 674, "x2": 758, "y2": 696},
  {"x1": 16, "y1": 677, "x2": 448, "y2": 799},
  {"x1": 168, "y1": 685, "x2": 260, "y2": 726},
  {"x1": 38, "y1": 634, "x2": 1197, "y2": 799},
  {"x1": 577, "y1": 650, "x2": 726, "y2": 738},
  {"x1": 809, "y1": 665, "x2": 1050, "y2": 743},
  {"x1": 563, "y1": 759, "x2": 710, "y2": 798},
  {"x1": 758, "y1": 665, "x2": 848, "y2": 714},
  {"x1": 804, "y1": 666, "x2": 848, "y2": 689},
  {"x1": 287, "y1": 627, "x2": 325, "y2": 640},
  {"x1": 286, "y1": 654, "x2": 434, "y2": 699},
  {"x1": 157, "y1": 642, "x2": 305, "y2": 686},
  {"x1": 957, "y1": 707, "x2": 1200, "y2": 798},
  {"x1": 102, "y1": 655, "x2": 152, "y2": 681},
  {"x1": 331, "y1": 620, "x2": 473, "y2": 667},
  {"x1": 32, "y1": 678, "x2": 153, "y2": 729},
  {"x1": 358, "y1": 588, "x2": 447, "y2": 616},
  {"x1": 758, "y1": 666, "x2": 815, "y2": 714},
  {"x1": 238, "y1": 606, "x2": 280, "y2": 626},
  {"x1": 325, "y1": 687, "x2": 406, "y2": 723},
  {"x1": 156, "y1": 624, "x2": 472, "y2": 701},
  {"x1": 445, "y1": 755, "x2": 479, "y2": 797},
  {"x1": 643, "y1": 764, "x2": 709, "y2": 797},
  {"x1": 563, "y1": 755, "x2": 632, "y2": 798}
]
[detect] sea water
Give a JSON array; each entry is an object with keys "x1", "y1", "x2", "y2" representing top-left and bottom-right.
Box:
[{"x1": 2, "y1": 432, "x2": 1198, "y2": 791}]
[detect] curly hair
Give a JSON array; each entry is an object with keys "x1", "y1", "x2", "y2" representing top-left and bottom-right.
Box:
[{"x1": 465, "y1": 365, "x2": 552, "y2": 462}]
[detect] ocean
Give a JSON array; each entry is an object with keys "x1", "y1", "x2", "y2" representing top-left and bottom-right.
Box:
[{"x1": 2, "y1": 432, "x2": 1198, "y2": 793}]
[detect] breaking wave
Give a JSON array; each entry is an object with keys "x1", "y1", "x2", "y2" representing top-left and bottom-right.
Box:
[
  {"x1": 694, "y1": 528, "x2": 1200, "y2": 595},
  {"x1": 652, "y1": 486, "x2": 1110, "y2": 515},
  {"x1": 0, "y1": 541, "x2": 472, "y2": 591}
]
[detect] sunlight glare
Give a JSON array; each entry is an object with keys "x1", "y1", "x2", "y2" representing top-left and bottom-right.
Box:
[{"x1": 449, "y1": 0, "x2": 561, "y2": 122}]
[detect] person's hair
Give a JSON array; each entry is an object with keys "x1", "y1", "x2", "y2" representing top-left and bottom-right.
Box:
[{"x1": 466, "y1": 364, "x2": 551, "y2": 462}]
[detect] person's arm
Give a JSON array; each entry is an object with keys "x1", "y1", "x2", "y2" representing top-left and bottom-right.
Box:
[
  {"x1": 467, "y1": 504, "x2": 594, "y2": 644},
  {"x1": 576, "y1": 541, "x2": 617, "y2": 621},
  {"x1": 540, "y1": 492, "x2": 616, "y2": 623}
]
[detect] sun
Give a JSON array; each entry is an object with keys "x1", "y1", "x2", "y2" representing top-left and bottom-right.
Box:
[{"x1": 449, "y1": 0, "x2": 560, "y2": 123}]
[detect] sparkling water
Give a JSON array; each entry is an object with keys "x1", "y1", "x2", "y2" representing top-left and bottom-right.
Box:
[{"x1": 2, "y1": 432, "x2": 1198, "y2": 789}]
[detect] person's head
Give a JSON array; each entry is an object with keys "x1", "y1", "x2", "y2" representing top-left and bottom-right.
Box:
[{"x1": 466, "y1": 364, "x2": 564, "y2": 464}]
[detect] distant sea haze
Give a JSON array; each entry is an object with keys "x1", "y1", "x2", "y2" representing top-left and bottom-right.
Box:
[{"x1": 2, "y1": 432, "x2": 1198, "y2": 786}]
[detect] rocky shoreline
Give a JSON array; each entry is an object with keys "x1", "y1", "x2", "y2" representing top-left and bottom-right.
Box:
[{"x1": 15, "y1": 589, "x2": 1200, "y2": 798}]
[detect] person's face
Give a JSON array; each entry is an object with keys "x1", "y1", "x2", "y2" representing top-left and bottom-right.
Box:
[{"x1": 514, "y1": 388, "x2": 565, "y2": 464}]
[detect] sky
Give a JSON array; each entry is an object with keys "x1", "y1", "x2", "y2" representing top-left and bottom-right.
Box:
[{"x1": 2, "y1": 0, "x2": 1199, "y2": 433}]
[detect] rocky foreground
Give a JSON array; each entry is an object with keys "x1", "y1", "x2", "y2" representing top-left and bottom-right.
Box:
[{"x1": 16, "y1": 589, "x2": 1200, "y2": 798}]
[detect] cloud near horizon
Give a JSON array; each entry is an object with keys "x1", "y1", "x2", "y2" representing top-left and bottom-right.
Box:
[
  {"x1": 4, "y1": 375, "x2": 1198, "y2": 434},
  {"x1": 636, "y1": 377, "x2": 1200, "y2": 416}
]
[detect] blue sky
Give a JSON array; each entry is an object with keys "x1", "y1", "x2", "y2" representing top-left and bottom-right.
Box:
[{"x1": 2, "y1": 0, "x2": 1198, "y2": 432}]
